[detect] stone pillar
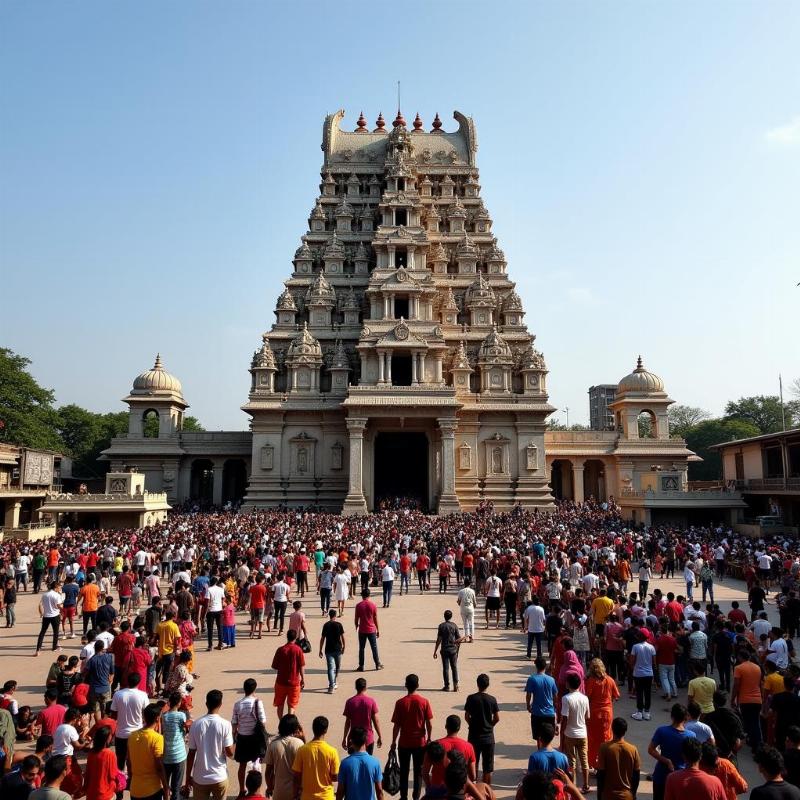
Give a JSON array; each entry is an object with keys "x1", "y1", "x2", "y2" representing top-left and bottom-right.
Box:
[
  {"x1": 572, "y1": 461, "x2": 585, "y2": 504},
  {"x1": 378, "y1": 352, "x2": 385, "y2": 384},
  {"x1": 4, "y1": 501, "x2": 21, "y2": 530},
  {"x1": 212, "y1": 462, "x2": 224, "y2": 507},
  {"x1": 411, "y1": 352, "x2": 418, "y2": 384},
  {"x1": 419, "y1": 352, "x2": 426, "y2": 383},
  {"x1": 386, "y1": 352, "x2": 393, "y2": 385},
  {"x1": 435, "y1": 358, "x2": 443, "y2": 384},
  {"x1": 342, "y1": 418, "x2": 369, "y2": 515},
  {"x1": 437, "y1": 418, "x2": 461, "y2": 515}
]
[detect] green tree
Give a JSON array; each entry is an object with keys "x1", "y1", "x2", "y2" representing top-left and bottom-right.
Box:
[
  {"x1": 182, "y1": 416, "x2": 204, "y2": 432},
  {"x1": 0, "y1": 348, "x2": 63, "y2": 451},
  {"x1": 667, "y1": 405, "x2": 711, "y2": 438},
  {"x1": 724, "y1": 395, "x2": 798, "y2": 434},
  {"x1": 684, "y1": 418, "x2": 760, "y2": 480},
  {"x1": 56, "y1": 405, "x2": 129, "y2": 477}
]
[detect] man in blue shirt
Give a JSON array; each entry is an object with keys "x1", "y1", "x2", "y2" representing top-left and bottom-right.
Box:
[
  {"x1": 527, "y1": 723, "x2": 570, "y2": 775},
  {"x1": 86, "y1": 640, "x2": 113, "y2": 723},
  {"x1": 524, "y1": 657, "x2": 558, "y2": 740},
  {"x1": 61, "y1": 576, "x2": 79, "y2": 640},
  {"x1": 338, "y1": 726, "x2": 383, "y2": 800}
]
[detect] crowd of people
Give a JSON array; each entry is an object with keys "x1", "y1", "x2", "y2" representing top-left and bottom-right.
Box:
[{"x1": 1, "y1": 498, "x2": 800, "y2": 800}]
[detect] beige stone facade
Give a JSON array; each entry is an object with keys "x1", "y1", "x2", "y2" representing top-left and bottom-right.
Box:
[
  {"x1": 101, "y1": 108, "x2": 747, "y2": 522},
  {"x1": 241, "y1": 110, "x2": 553, "y2": 513}
]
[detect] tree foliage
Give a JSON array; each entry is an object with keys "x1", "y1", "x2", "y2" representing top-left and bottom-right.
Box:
[
  {"x1": 684, "y1": 418, "x2": 760, "y2": 480},
  {"x1": 0, "y1": 348, "x2": 63, "y2": 451},
  {"x1": 724, "y1": 395, "x2": 799, "y2": 434},
  {"x1": 0, "y1": 348, "x2": 203, "y2": 478},
  {"x1": 668, "y1": 405, "x2": 711, "y2": 438}
]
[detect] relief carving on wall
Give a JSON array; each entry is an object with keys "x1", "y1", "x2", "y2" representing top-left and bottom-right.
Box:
[{"x1": 261, "y1": 445, "x2": 274, "y2": 471}]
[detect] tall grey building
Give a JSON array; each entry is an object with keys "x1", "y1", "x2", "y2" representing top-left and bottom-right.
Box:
[{"x1": 588, "y1": 384, "x2": 616, "y2": 430}]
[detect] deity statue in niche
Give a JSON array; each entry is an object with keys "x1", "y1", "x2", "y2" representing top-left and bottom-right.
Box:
[
  {"x1": 492, "y1": 447, "x2": 503, "y2": 474},
  {"x1": 525, "y1": 442, "x2": 538, "y2": 471},
  {"x1": 297, "y1": 447, "x2": 308, "y2": 474}
]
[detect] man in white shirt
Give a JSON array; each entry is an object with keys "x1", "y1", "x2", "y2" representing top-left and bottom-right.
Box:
[
  {"x1": 714, "y1": 545, "x2": 726, "y2": 580},
  {"x1": 484, "y1": 571, "x2": 503, "y2": 630},
  {"x1": 205, "y1": 578, "x2": 226, "y2": 651},
  {"x1": 560, "y1": 673, "x2": 591, "y2": 792},
  {"x1": 380, "y1": 563, "x2": 395, "y2": 608},
  {"x1": 34, "y1": 582, "x2": 63, "y2": 658},
  {"x1": 767, "y1": 629, "x2": 790, "y2": 670},
  {"x1": 185, "y1": 689, "x2": 234, "y2": 800},
  {"x1": 53, "y1": 708, "x2": 83, "y2": 757},
  {"x1": 750, "y1": 612, "x2": 772, "y2": 641},
  {"x1": 272, "y1": 575, "x2": 291, "y2": 635},
  {"x1": 523, "y1": 598, "x2": 546, "y2": 659},
  {"x1": 759, "y1": 553, "x2": 773, "y2": 591},
  {"x1": 110, "y1": 673, "x2": 149, "y2": 768}
]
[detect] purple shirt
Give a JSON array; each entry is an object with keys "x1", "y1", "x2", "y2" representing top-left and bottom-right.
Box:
[{"x1": 343, "y1": 693, "x2": 379, "y2": 745}]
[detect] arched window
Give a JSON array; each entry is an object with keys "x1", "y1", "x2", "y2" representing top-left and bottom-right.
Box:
[
  {"x1": 143, "y1": 409, "x2": 160, "y2": 438},
  {"x1": 637, "y1": 410, "x2": 657, "y2": 439}
]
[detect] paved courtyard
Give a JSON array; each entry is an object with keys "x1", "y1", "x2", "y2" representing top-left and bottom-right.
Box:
[{"x1": 0, "y1": 567, "x2": 769, "y2": 798}]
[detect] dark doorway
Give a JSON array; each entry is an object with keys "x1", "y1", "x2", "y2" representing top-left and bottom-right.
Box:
[
  {"x1": 190, "y1": 459, "x2": 214, "y2": 507},
  {"x1": 392, "y1": 354, "x2": 412, "y2": 386},
  {"x1": 374, "y1": 432, "x2": 428, "y2": 510},
  {"x1": 394, "y1": 296, "x2": 409, "y2": 319},
  {"x1": 222, "y1": 459, "x2": 248, "y2": 507}
]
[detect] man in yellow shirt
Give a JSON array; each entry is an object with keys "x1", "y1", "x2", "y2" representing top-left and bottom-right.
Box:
[
  {"x1": 127, "y1": 703, "x2": 170, "y2": 800},
  {"x1": 687, "y1": 660, "x2": 717, "y2": 714},
  {"x1": 293, "y1": 716, "x2": 340, "y2": 800},
  {"x1": 156, "y1": 610, "x2": 181, "y2": 694},
  {"x1": 590, "y1": 588, "x2": 614, "y2": 653}
]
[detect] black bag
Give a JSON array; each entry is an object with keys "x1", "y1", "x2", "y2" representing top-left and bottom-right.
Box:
[
  {"x1": 382, "y1": 749, "x2": 401, "y2": 796},
  {"x1": 298, "y1": 637, "x2": 312, "y2": 654},
  {"x1": 251, "y1": 699, "x2": 268, "y2": 759}
]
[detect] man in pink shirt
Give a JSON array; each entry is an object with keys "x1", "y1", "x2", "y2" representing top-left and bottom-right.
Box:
[
  {"x1": 354, "y1": 588, "x2": 384, "y2": 671},
  {"x1": 342, "y1": 677, "x2": 383, "y2": 754}
]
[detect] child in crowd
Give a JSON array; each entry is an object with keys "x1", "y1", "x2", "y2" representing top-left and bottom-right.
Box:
[{"x1": 222, "y1": 593, "x2": 237, "y2": 648}]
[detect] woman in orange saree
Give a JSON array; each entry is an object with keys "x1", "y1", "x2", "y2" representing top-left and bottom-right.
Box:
[{"x1": 585, "y1": 657, "x2": 620, "y2": 769}]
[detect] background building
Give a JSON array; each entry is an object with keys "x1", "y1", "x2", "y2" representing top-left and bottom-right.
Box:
[
  {"x1": 711, "y1": 428, "x2": 800, "y2": 529},
  {"x1": 588, "y1": 384, "x2": 617, "y2": 430}
]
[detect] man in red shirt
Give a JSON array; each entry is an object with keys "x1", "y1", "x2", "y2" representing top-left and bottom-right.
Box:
[
  {"x1": 294, "y1": 550, "x2": 310, "y2": 598},
  {"x1": 416, "y1": 553, "x2": 431, "y2": 593},
  {"x1": 664, "y1": 737, "x2": 725, "y2": 800},
  {"x1": 654, "y1": 626, "x2": 679, "y2": 700},
  {"x1": 664, "y1": 593, "x2": 684, "y2": 625},
  {"x1": 109, "y1": 620, "x2": 136, "y2": 691},
  {"x1": 47, "y1": 547, "x2": 60, "y2": 583},
  {"x1": 249, "y1": 574, "x2": 268, "y2": 639},
  {"x1": 391, "y1": 674, "x2": 433, "y2": 800},
  {"x1": 462, "y1": 552, "x2": 474, "y2": 583},
  {"x1": 422, "y1": 714, "x2": 476, "y2": 788},
  {"x1": 354, "y1": 588, "x2": 383, "y2": 672},
  {"x1": 116, "y1": 567, "x2": 134, "y2": 617},
  {"x1": 727, "y1": 601, "x2": 748, "y2": 626},
  {"x1": 399, "y1": 551, "x2": 412, "y2": 596},
  {"x1": 35, "y1": 689, "x2": 66, "y2": 737},
  {"x1": 271, "y1": 629, "x2": 305, "y2": 721}
]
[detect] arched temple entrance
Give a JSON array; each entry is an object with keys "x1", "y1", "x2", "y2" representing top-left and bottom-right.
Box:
[
  {"x1": 374, "y1": 432, "x2": 429, "y2": 510},
  {"x1": 583, "y1": 459, "x2": 606, "y2": 502},
  {"x1": 222, "y1": 459, "x2": 248, "y2": 506},
  {"x1": 190, "y1": 459, "x2": 214, "y2": 506},
  {"x1": 550, "y1": 459, "x2": 574, "y2": 500}
]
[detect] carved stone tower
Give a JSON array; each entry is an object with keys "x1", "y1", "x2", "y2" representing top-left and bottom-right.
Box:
[{"x1": 243, "y1": 109, "x2": 554, "y2": 513}]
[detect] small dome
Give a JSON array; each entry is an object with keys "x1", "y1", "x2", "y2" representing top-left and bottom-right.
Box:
[
  {"x1": 452, "y1": 340, "x2": 472, "y2": 371},
  {"x1": 503, "y1": 290, "x2": 523, "y2": 311},
  {"x1": 306, "y1": 272, "x2": 336, "y2": 304},
  {"x1": 479, "y1": 326, "x2": 512, "y2": 363},
  {"x1": 310, "y1": 203, "x2": 326, "y2": 221},
  {"x1": 466, "y1": 272, "x2": 495, "y2": 305},
  {"x1": 294, "y1": 239, "x2": 312, "y2": 259},
  {"x1": 252, "y1": 340, "x2": 276, "y2": 370},
  {"x1": 277, "y1": 289, "x2": 298, "y2": 311},
  {"x1": 458, "y1": 233, "x2": 478, "y2": 257},
  {"x1": 521, "y1": 347, "x2": 546, "y2": 371},
  {"x1": 330, "y1": 340, "x2": 350, "y2": 370},
  {"x1": 287, "y1": 323, "x2": 322, "y2": 361},
  {"x1": 335, "y1": 199, "x2": 354, "y2": 217},
  {"x1": 448, "y1": 197, "x2": 467, "y2": 218},
  {"x1": 132, "y1": 354, "x2": 183, "y2": 395},
  {"x1": 323, "y1": 232, "x2": 345, "y2": 258},
  {"x1": 617, "y1": 356, "x2": 665, "y2": 395},
  {"x1": 488, "y1": 238, "x2": 505, "y2": 262},
  {"x1": 429, "y1": 242, "x2": 447, "y2": 262}
]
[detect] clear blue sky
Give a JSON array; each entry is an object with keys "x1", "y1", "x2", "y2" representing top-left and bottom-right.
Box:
[{"x1": 2, "y1": 2, "x2": 799, "y2": 430}]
